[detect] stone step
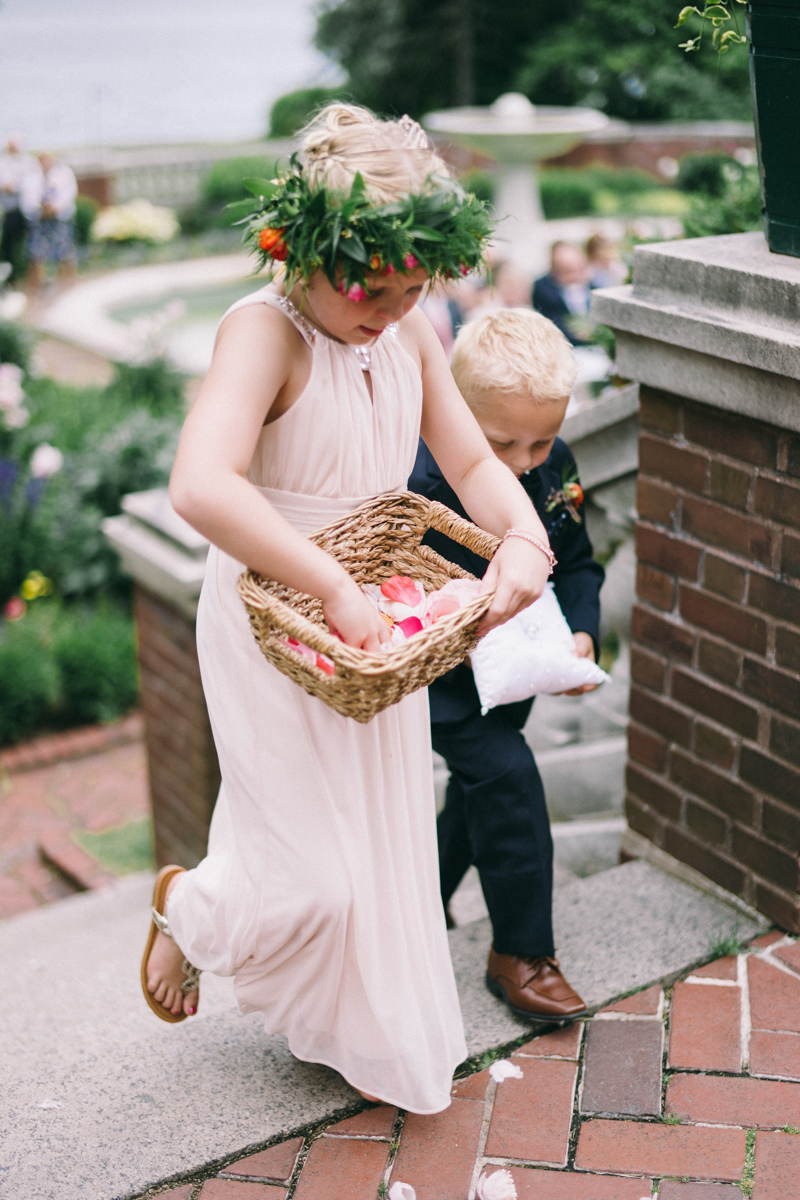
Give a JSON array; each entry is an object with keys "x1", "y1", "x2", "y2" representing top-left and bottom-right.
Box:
[{"x1": 0, "y1": 861, "x2": 766, "y2": 1200}]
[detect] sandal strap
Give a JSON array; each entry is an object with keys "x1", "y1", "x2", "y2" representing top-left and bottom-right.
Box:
[
  {"x1": 151, "y1": 906, "x2": 173, "y2": 938},
  {"x1": 180, "y1": 961, "x2": 202, "y2": 994},
  {"x1": 152, "y1": 907, "x2": 202, "y2": 993}
]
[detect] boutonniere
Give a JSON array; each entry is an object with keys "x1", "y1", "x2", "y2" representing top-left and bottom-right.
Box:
[{"x1": 545, "y1": 465, "x2": 584, "y2": 525}]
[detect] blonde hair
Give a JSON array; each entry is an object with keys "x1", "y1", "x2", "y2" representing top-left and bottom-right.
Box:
[
  {"x1": 451, "y1": 308, "x2": 577, "y2": 406},
  {"x1": 298, "y1": 103, "x2": 449, "y2": 204}
]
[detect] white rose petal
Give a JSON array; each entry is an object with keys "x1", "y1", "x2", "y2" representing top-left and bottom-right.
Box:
[
  {"x1": 388, "y1": 1184, "x2": 416, "y2": 1200},
  {"x1": 38, "y1": 1099, "x2": 62, "y2": 1110},
  {"x1": 489, "y1": 1059, "x2": 523, "y2": 1083},
  {"x1": 30, "y1": 443, "x2": 64, "y2": 479},
  {"x1": 477, "y1": 1168, "x2": 518, "y2": 1200}
]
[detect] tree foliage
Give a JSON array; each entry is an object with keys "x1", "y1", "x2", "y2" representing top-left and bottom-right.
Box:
[{"x1": 314, "y1": 0, "x2": 752, "y2": 122}]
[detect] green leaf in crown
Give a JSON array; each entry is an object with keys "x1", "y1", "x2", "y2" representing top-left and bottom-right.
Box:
[{"x1": 235, "y1": 153, "x2": 495, "y2": 301}]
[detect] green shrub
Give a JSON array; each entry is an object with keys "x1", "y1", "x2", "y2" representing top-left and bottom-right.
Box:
[
  {"x1": 0, "y1": 601, "x2": 139, "y2": 745},
  {"x1": 683, "y1": 164, "x2": 762, "y2": 238},
  {"x1": 104, "y1": 358, "x2": 186, "y2": 418},
  {"x1": 74, "y1": 195, "x2": 100, "y2": 247},
  {"x1": 0, "y1": 319, "x2": 32, "y2": 371},
  {"x1": 268, "y1": 87, "x2": 348, "y2": 138},
  {"x1": 0, "y1": 615, "x2": 60, "y2": 745},
  {"x1": 461, "y1": 171, "x2": 495, "y2": 207},
  {"x1": 677, "y1": 153, "x2": 740, "y2": 197},
  {"x1": 53, "y1": 604, "x2": 138, "y2": 726},
  {"x1": 539, "y1": 166, "x2": 660, "y2": 219},
  {"x1": 199, "y1": 156, "x2": 279, "y2": 228}
]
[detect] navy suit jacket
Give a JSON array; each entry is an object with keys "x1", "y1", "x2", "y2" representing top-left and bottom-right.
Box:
[
  {"x1": 532, "y1": 273, "x2": 593, "y2": 346},
  {"x1": 408, "y1": 437, "x2": 604, "y2": 724}
]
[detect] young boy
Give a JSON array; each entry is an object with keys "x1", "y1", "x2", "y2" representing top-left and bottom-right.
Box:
[{"x1": 409, "y1": 307, "x2": 604, "y2": 1022}]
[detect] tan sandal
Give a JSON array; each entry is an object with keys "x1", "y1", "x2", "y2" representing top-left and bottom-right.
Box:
[{"x1": 140, "y1": 865, "x2": 202, "y2": 1024}]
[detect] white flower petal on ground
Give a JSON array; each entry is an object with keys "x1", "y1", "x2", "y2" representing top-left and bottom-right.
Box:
[
  {"x1": 30, "y1": 443, "x2": 64, "y2": 478},
  {"x1": 0, "y1": 362, "x2": 25, "y2": 410},
  {"x1": 388, "y1": 1183, "x2": 416, "y2": 1200},
  {"x1": 477, "y1": 1168, "x2": 518, "y2": 1200},
  {"x1": 489, "y1": 1059, "x2": 523, "y2": 1083},
  {"x1": 38, "y1": 1099, "x2": 62, "y2": 1110}
]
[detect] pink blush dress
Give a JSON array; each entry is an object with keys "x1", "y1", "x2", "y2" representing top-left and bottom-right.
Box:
[{"x1": 165, "y1": 289, "x2": 468, "y2": 1114}]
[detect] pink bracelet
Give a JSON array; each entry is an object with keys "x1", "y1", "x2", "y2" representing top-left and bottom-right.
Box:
[{"x1": 502, "y1": 528, "x2": 557, "y2": 575}]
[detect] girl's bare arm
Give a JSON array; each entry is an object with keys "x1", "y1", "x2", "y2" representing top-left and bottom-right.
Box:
[
  {"x1": 169, "y1": 305, "x2": 388, "y2": 650},
  {"x1": 404, "y1": 309, "x2": 552, "y2": 630}
]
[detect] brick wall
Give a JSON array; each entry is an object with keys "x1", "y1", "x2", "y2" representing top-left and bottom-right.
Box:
[
  {"x1": 134, "y1": 587, "x2": 220, "y2": 869},
  {"x1": 628, "y1": 385, "x2": 800, "y2": 931}
]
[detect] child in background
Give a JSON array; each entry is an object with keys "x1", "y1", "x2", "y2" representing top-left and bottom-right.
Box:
[
  {"x1": 410, "y1": 308, "x2": 604, "y2": 1022},
  {"x1": 141, "y1": 106, "x2": 557, "y2": 1115}
]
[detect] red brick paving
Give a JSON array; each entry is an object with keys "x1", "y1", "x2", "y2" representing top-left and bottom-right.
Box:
[
  {"x1": 323, "y1": 1107, "x2": 397, "y2": 1138},
  {"x1": 692, "y1": 955, "x2": 738, "y2": 979},
  {"x1": 667, "y1": 1073, "x2": 800, "y2": 1130},
  {"x1": 485, "y1": 1058, "x2": 577, "y2": 1165},
  {"x1": 391, "y1": 1097, "x2": 484, "y2": 1200},
  {"x1": 220, "y1": 1138, "x2": 303, "y2": 1181},
  {"x1": 514, "y1": 1023, "x2": 582, "y2": 1058},
  {"x1": 669, "y1": 980, "x2": 742, "y2": 1072},
  {"x1": 0, "y1": 724, "x2": 149, "y2": 917},
  {"x1": 751, "y1": 1130, "x2": 800, "y2": 1200},
  {"x1": 658, "y1": 1185, "x2": 743, "y2": 1199},
  {"x1": 600, "y1": 984, "x2": 662, "y2": 1015},
  {"x1": 749, "y1": 931, "x2": 784, "y2": 949},
  {"x1": 509, "y1": 1168, "x2": 652, "y2": 1198},
  {"x1": 749, "y1": 1029, "x2": 800, "y2": 1080},
  {"x1": 575, "y1": 1119, "x2": 746, "y2": 1181},
  {"x1": 292, "y1": 1136, "x2": 388, "y2": 1199},
  {"x1": 773, "y1": 939, "x2": 800, "y2": 976},
  {"x1": 451, "y1": 1068, "x2": 491, "y2": 1100},
  {"x1": 749, "y1": 956, "x2": 800, "y2": 1033},
  {"x1": 199, "y1": 1181, "x2": 286, "y2": 1197}
]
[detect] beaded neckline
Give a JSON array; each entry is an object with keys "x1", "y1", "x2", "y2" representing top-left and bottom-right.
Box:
[{"x1": 275, "y1": 294, "x2": 397, "y2": 372}]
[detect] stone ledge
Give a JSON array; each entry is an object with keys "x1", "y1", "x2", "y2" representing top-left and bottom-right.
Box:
[{"x1": 592, "y1": 232, "x2": 800, "y2": 432}]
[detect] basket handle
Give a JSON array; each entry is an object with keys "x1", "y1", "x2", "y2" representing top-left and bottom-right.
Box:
[
  {"x1": 237, "y1": 573, "x2": 346, "y2": 659},
  {"x1": 424, "y1": 498, "x2": 501, "y2": 561}
]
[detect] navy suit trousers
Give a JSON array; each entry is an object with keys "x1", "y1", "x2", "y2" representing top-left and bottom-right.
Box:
[{"x1": 432, "y1": 701, "x2": 555, "y2": 958}]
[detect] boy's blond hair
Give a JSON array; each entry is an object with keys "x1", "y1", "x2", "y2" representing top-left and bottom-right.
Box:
[
  {"x1": 299, "y1": 103, "x2": 448, "y2": 205},
  {"x1": 451, "y1": 308, "x2": 577, "y2": 407}
]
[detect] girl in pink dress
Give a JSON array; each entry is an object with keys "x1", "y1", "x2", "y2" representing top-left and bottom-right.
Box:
[{"x1": 142, "y1": 104, "x2": 556, "y2": 1114}]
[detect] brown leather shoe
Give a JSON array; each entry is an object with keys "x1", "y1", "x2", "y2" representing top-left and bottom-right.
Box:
[{"x1": 486, "y1": 947, "x2": 587, "y2": 1022}]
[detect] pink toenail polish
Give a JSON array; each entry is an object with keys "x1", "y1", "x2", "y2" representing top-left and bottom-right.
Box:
[{"x1": 188, "y1": 1007, "x2": 196, "y2": 1014}]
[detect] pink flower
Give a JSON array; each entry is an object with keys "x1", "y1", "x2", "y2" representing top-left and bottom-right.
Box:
[
  {"x1": 459, "y1": 263, "x2": 470, "y2": 276},
  {"x1": 381, "y1": 576, "x2": 424, "y2": 607},
  {"x1": 286, "y1": 637, "x2": 316, "y2": 663},
  {"x1": 315, "y1": 653, "x2": 335, "y2": 675},
  {"x1": 427, "y1": 592, "x2": 461, "y2": 621},
  {"x1": 381, "y1": 262, "x2": 395, "y2": 276},
  {"x1": 397, "y1": 615, "x2": 424, "y2": 639},
  {"x1": 403, "y1": 253, "x2": 418, "y2": 270},
  {"x1": 345, "y1": 282, "x2": 367, "y2": 302},
  {"x1": 3, "y1": 596, "x2": 26, "y2": 621}
]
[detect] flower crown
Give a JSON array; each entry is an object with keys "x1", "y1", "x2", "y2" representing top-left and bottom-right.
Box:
[{"x1": 237, "y1": 153, "x2": 494, "y2": 301}]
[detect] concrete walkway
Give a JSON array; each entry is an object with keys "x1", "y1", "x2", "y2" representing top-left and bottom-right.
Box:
[{"x1": 0, "y1": 861, "x2": 765, "y2": 1200}]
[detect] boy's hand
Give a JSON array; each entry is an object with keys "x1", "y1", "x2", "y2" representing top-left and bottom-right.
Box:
[
  {"x1": 477, "y1": 536, "x2": 549, "y2": 634},
  {"x1": 556, "y1": 632, "x2": 599, "y2": 696}
]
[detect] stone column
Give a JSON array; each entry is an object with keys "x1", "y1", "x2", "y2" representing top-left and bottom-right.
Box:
[
  {"x1": 593, "y1": 232, "x2": 800, "y2": 931},
  {"x1": 103, "y1": 489, "x2": 218, "y2": 869}
]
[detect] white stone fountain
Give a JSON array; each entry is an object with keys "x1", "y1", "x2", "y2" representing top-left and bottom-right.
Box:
[{"x1": 425, "y1": 92, "x2": 608, "y2": 276}]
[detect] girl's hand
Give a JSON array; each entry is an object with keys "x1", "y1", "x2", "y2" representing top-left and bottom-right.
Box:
[
  {"x1": 556, "y1": 632, "x2": 600, "y2": 696},
  {"x1": 321, "y1": 577, "x2": 391, "y2": 653},
  {"x1": 477, "y1": 536, "x2": 551, "y2": 635}
]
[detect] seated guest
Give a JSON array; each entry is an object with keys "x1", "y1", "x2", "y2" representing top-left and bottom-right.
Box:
[
  {"x1": 409, "y1": 307, "x2": 604, "y2": 1022},
  {"x1": 532, "y1": 241, "x2": 593, "y2": 345},
  {"x1": 585, "y1": 233, "x2": 627, "y2": 289}
]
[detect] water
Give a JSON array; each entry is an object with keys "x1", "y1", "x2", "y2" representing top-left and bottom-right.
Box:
[{"x1": 0, "y1": 0, "x2": 338, "y2": 151}]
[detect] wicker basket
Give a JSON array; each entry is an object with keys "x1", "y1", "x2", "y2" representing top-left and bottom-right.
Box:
[{"x1": 237, "y1": 490, "x2": 500, "y2": 723}]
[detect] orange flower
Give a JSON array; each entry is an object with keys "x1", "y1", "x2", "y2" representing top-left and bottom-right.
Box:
[
  {"x1": 258, "y1": 227, "x2": 288, "y2": 259},
  {"x1": 369, "y1": 254, "x2": 382, "y2": 271},
  {"x1": 564, "y1": 482, "x2": 584, "y2": 506}
]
